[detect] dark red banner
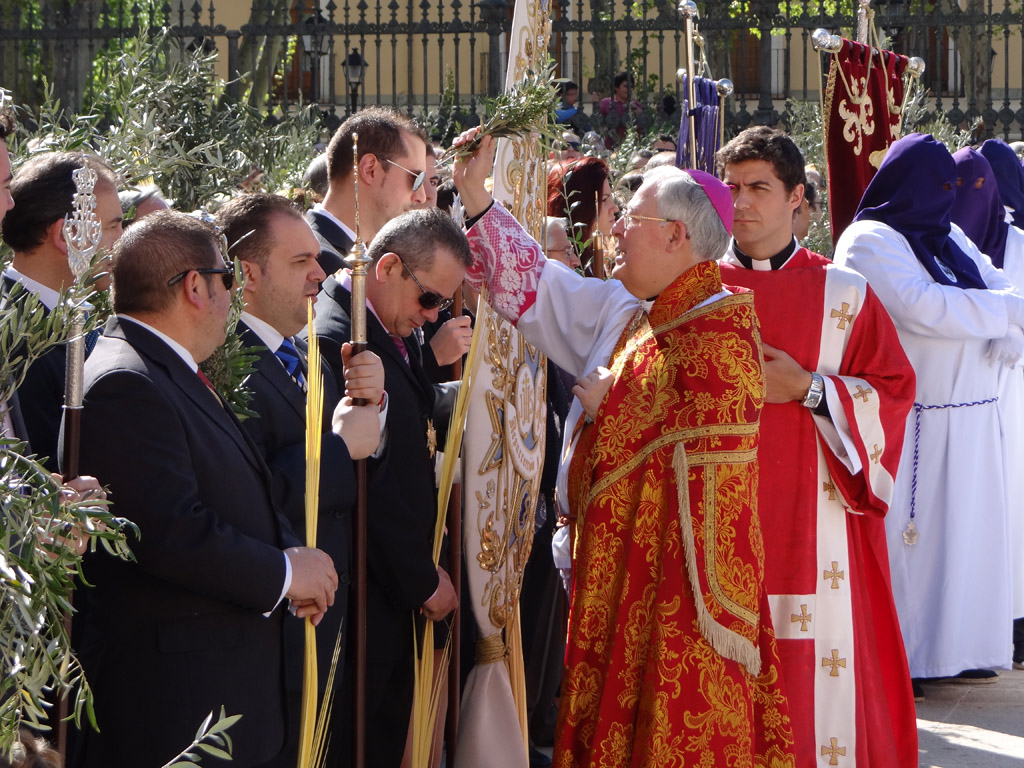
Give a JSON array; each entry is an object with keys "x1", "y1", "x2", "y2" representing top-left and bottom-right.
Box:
[{"x1": 824, "y1": 39, "x2": 909, "y2": 244}]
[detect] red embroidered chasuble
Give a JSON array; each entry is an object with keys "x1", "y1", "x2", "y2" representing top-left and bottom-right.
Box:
[
  {"x1": 557, "y1": 260, "x2": 796, "y2": 768},
  {"x1": 720, "y1": 248, "x2": 917, "y2": 768}
]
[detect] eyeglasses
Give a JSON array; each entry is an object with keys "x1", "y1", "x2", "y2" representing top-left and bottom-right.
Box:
[
  {"x1": 383, "y1": 157, "x2": 426, "y2": 192},
  {"x1": 618, "y1": 209, "x2": 677, "y2": 226},
  {"x1": 566, "y1": 142, "x2": 580, "y2": 151},
  {"x1": 545, "y1": 246, "x2": 577, "y2": 259},
  {"x1": 167, "y1": 266, "x2": 236, "y2": 291},
  {"x1": 395, "y1": 253, "x2": 453, "y2": 312}
]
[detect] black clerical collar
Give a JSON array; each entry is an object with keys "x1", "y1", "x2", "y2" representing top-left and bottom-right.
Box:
[{"x1": 732, "y1": 238, "x2": 799, "y2": 271}]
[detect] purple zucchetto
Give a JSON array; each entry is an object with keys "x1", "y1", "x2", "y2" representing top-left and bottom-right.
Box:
[
  {"x1": 979, "y1": 138, "x2": 1024, "y2": 230},
  {"x1": 950, "y1": 147, "x2": 1009, "y2": 269},
  {"x1": 680, "y1": 168, "x2": 734, "y2": 236},
  {"x1": 853, "y1": 133, "x2": 987, "y2": 290}
]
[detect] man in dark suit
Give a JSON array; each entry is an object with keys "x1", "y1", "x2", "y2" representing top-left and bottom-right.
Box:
[
  {"x1": 216, "y1": 193, "x2": 385, "y2": 767},
  {"x1": 306, "y1": 106, "x2": 429, "y2": 275},
  {"x1": 67, "y1": 211, "x2": 340, "y2": 768},
  {"x1": 1, "y1": 151, "x2": 124, "y2": 471},
  {"x1": 306, "y1": 207, "x2": 467, "y2": 767}
]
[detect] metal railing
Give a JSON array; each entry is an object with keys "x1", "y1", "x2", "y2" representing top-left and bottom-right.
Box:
[{"x1": 1, "y1": 1, "x2": 1022, "y2": 138}]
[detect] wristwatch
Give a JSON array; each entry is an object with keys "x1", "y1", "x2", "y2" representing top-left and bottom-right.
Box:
[{"x1": 802, "y1": 372, "x2": 825, "y2": 409}]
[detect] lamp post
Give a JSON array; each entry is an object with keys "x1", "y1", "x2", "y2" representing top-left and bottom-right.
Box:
[
  {"x1": 301, "y1": 13, "x2": 331, "y2": 103},
  {"x1": 344, "y1": 48, "x2": 368, "y2": 114}
]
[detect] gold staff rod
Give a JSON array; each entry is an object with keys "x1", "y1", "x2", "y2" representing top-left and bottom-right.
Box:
[{"x1": 680, "y1": 1, "x2": 700, "y2": 168}]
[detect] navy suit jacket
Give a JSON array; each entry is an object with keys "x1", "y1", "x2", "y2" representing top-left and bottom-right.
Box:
[
  {"x1": 67, "y1": 317, "x2": 297, "y2": 768},
  {"x1": 306, "y1": 208, "x2": 353, "y2": 276},
  {"x1": 237, "y1": 324, "x2": 355, "y2": 693}
]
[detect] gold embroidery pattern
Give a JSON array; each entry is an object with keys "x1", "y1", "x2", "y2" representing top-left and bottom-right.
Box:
[
  {"x1": 557, "y1": 262, "x2": 794, "y2": 767},
  {"x1": 473, "y1": 311, "x2": 546, "y2": 631}
]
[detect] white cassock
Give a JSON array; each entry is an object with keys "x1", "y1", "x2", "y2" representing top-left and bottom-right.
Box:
[
  {"x1": 834, "y1": 220, "x2": 1016, "y2": 678},
  {"x1": 998, "y1": 224, "x2": 1024, "y2": 619}
]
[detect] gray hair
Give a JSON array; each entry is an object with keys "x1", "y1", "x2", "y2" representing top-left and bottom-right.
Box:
[
  {"x1": 644, "y1": 166, "x2": 728, "y2": 262},
  {"x1": 367, "y1": 207, "x2": 472, "y2": 271},
  {"x1": 544, "y1": 216, "x2": 569, "y2": 242}
]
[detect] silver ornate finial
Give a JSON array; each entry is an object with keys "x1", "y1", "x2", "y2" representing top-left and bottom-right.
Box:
[
  {"x1": 716, "y1": 79, "x2": 734, "y2": 98},
  {"x1": 811, "y1": 29, "x2": 843, "y2": 54},
  {"x1": 62, "y1": 167, "x2": 102, "y2": 281},
  {"x1": 677, "y1": 1, "x2": 698, "y2": 19},
  {"x1": 907, "y1": 57, "x2": 926, "y2": 78}
]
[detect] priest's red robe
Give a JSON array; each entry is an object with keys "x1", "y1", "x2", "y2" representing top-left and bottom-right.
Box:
[
  {"x1": 720, "y1": 245, "x2": 918, "y2": 768},
  {"x1": 466, "y1": 203, "x2": 796, "y2": 768}
]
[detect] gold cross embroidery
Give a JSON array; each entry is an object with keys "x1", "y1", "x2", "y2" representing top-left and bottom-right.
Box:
[
  {"x1": 822, "y1": 649, "x2": 847, "y2": 677},
  {"x1": 830, "y1": 302, "x2": 854, "y2": 330},
  {"x1": 824, "y1": 561, "x2": 845, "y2": 589},
  {"x1": 852, "y1": 384, "x2": 873, "y2": 402},
  {"x1": 870, "y1": 444, "x2": 883, "y2": 464},
  {"x1": 821, "y1": 737, "x2": 847, "y2": 766},
  {"x1": 822, "y1": 479, "x2": 837, "y2": 500},
  {"x1": 791, "y1": 604, "x2": 812, "y2": 632}
]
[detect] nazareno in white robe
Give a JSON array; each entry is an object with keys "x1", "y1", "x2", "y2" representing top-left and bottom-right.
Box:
[
  {"x1": 996, "y1": 224, "x2": 1024, "y2": 619},
  {"x1": 834, "y1": 219, "x2": 1016, "y2": 677}
]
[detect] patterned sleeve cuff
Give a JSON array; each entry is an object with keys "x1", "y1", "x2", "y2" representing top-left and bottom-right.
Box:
[{"x1": 465, "y1": 203, "x2": 545, "y2": 324}]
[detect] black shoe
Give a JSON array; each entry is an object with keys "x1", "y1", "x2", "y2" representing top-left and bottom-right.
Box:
[
  {"x1": 911, "y1": 678, "x2": 925, "y2": 701},
  {"x1": 945, "y1": 668, "x2": 999, "y2": 683}
]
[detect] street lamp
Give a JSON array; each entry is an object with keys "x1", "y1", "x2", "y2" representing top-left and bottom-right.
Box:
[
  {"x1": 344, "y1": 48, "x2": 368, "y2": 114},
  {"x1": 301, "y1": 14, "x2": 331, "y2": 103}
]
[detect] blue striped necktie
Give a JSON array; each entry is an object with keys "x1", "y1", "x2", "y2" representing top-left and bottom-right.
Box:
[{"x1": 275, "y1": 338, "x2": 307, "y2": 393}]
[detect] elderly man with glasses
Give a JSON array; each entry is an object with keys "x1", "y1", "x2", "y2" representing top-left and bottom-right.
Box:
[
  {"x1": 305, "y1": 205, "x2": 468, "y2": 768},
  {"x1": 69, "y1": 210, "x2": 340, "y2": 768},
  {"x1": 452, "y1": 129, "x2": 795, "y2": 768}
]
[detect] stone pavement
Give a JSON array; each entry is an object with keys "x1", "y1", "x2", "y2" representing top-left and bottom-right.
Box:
[{"x1": 916, "y1": 666, "x2": 1024, "y2": 767}]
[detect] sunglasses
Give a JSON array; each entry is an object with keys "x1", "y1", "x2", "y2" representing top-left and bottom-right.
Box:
[
  {"x1": 567, "y1": 142, "x2": 580, "y2": 151},
  {"x1": 167, "y1": 266, "x2": 236, "y2": 291},
  {"x1": 395, "y1": 253, "x2": 453, "y2": 311},
  {"x1": 384, "y1": 157, "x2": 426, "y2": 192}
]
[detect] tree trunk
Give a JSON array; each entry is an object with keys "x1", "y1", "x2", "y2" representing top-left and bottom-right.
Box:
[
  {"x1": 40, "y1": 0, "x2": 100, "y2": 113},
  {"x1": 237, "y1": 0, "x2": 292, "y2": 108}
]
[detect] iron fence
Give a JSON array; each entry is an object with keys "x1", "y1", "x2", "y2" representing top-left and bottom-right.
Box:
[{"x1": 1, "y1": 1, "x2": 1023, "y2": 138}]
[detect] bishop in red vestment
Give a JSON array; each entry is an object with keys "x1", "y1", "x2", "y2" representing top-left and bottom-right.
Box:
[
  {"x1": 453, "y1": 129, "x2": 796, "y2": 768},
  {"x1": 718, "y1": 128, "x2": 917, "y2": 768}
]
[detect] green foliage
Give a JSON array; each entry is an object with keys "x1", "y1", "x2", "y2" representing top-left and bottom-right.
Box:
[
  {"x1": 423, "y1": 68, "x2": 463, "y2": 148},
  {"x1": 440, "y1": 62, "x2": 561, "y2": 163},
  {"x1": 607, "y1": 125, "x2": 643, "y2": 182},
  {"x1": 901, "y1": 80, "x2": 978, "y2": 152},
  {"x1": 18, "y1": 31, "x2": 322, "y2": 214},
  {"x1": 199, "y1": 261, "x2": 261, "y2": 421},
  {"x1": 784, "y1": 99, "x2": 833, "y2": 255},
  {"x1": 163, "y1": 707, "x2": 241, "y2": 767}
]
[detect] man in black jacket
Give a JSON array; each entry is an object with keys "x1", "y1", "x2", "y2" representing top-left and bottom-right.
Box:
[
  {"x1": 1, "y1": 151, "x2": 123, "y2": 470},
  {"x1": 306, "y1": 207, "x2": 466, "y2": 767},
  {"x1": 307, "y1": 106, "x2": 428, "y2": 274},
  {"x1": 68, "y1": 211, "x2": 339, "y2": 768},
  {"x1": 216, "y1": 193, "x2": 384, "y2": 766}
]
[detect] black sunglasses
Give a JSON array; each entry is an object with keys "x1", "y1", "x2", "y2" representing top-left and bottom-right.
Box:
[
  {"x1": 395, "y1": 253, "x2": 452, "y2": 311},
  {"x1": 383, "y1": 157, "x2": 426, "y2": 192},
  {"x1": 167, "y1": 266, "x2": 235, "y2": 291}
]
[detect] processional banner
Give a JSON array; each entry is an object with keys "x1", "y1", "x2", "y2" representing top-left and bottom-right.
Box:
[
  {"x1": 823, "y1": 39, "x2": 908, "y2": 243},
  {"x1": 453, "y1": 0, "x2": 550, "y2": 765}
]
